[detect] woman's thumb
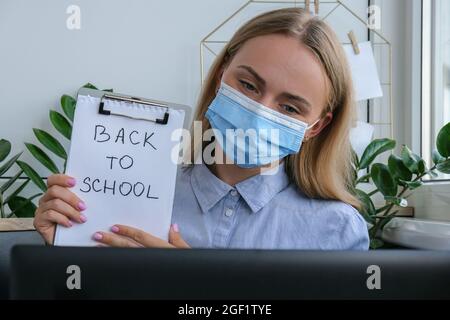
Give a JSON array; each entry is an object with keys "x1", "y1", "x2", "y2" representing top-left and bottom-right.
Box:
[{"x1": 169, "y1": 224, "x2": 190, "y2": 248}]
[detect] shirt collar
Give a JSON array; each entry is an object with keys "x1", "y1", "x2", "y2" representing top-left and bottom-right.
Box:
[
  {"x1": 190, "y1": 163, "x2": 233, "y2": 213},
  {"x1": 190, "y1": 162, "x2": 290, "y2": 214}
]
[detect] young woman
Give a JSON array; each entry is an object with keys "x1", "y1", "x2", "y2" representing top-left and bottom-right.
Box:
[{"x1": 34, "y1": 8, "x2": 369, "y2": 250}]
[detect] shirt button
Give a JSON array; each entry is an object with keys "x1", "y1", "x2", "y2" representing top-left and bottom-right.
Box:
[
  {"x1": 225, "y1": 208, "x2": 234, "y2": 217},
  {"x1": 230, "y1": 190, "x2": 238, "y2": 197}
]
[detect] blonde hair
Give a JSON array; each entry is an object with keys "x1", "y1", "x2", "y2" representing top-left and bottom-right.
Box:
[{"x1": 190, "y1": 7, "x2": 360, "y2": 209}]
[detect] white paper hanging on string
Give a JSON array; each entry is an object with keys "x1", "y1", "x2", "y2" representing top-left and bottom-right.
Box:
[
  {"x1": 344, "y1": 41, "x2": 383, "y2": 101},
  {"x1": 54, "y1": 94, "x2": 186, "y2": 246},
  {"x1": 350, "y1": 120, "x2": 375, "y2": 159}
]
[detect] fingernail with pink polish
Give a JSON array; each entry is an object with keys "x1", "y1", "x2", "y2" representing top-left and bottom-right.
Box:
[
  {"x1": 67, "y1": 220, "x2": 73, "y2": 227},
  {"x1": 79, "y1": 214, "x2": 87, "y2": 223},
  {"x1": 78, "y1": 201, "x2": 87, "y2": 211},
  {"x1": 172, "y1": 223, "x2": 179, "y2": 232},
  {"x1": 93, "y1": 232, "x2": 103, "y2": 241},
  {"x1": 111, "y1": 225, "x2": 119, "y2": 233},
  {"x1": 67, "y1": 178, "x2": 76, "y2": 187}
]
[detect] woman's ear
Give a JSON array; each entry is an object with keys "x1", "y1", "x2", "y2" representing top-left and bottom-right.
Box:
[{"x1": 305, "y1": 112, "x2": 333, "y2": 141}]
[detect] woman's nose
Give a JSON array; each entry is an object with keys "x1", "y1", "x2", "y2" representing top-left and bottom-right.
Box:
[{"x1": 257, "y1": 96, "x2": 277, "y2": 111}]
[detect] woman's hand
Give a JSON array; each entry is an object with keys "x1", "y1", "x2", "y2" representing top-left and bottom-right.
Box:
[
  {"x1": 93, "y1": 224, "x2": 190, "y2": 248},
  {"x1": 34, "y1": 174, "x2": 87, "y2": 244}
]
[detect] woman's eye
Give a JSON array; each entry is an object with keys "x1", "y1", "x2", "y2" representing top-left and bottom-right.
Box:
[
  {"x1": 281, "y1": 104, "x2": 299, "y2": 114},
  {"x1": 239, "y1": 80, "x2": 257, "y2": 92}
]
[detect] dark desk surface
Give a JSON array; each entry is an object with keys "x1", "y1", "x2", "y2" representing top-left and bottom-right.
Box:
[
  {"x1": 0, "y1": 231, "x2": 410, "y2": 300},
  {"x1": 0, "y1": 231, "x2": 44, "y2": 299}
]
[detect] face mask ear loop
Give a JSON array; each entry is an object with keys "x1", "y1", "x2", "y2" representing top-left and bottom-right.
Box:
[{"x1": 306, "y1": 118, "x2": 321, "y2": 131}]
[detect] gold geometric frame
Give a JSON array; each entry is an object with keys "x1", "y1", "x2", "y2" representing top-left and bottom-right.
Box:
[{"x1": 200, "y1": 0, "x2": 393, "y2": 139}]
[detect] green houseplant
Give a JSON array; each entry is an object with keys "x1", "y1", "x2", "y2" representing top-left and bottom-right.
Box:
[
  {"x1": 351, "y1": 122, "x2": 450, "y2": 249},
  {"x1": 0, "y1": 139, "x2": 41, "y2": 220}
]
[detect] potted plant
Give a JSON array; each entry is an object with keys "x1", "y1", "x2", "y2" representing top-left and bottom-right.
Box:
[
  {"x1": 351, "y1": 122, "x2": 450, "y2": 249},
  {"x1": 0, "y1": 139, "x2": 41, "y2": 230}
]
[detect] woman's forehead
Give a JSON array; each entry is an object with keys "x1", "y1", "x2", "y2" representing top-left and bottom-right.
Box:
[{"x1": 227, "y1": 34, "x2": 329, "y2": 108}]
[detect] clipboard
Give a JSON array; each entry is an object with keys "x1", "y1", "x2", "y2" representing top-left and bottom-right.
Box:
[
  {"x1": 53, "y1": 88, "x2": 192, "y2": 246},
  {"x1": 77, "y1": 87, "x2": 192, "y2": 130}
]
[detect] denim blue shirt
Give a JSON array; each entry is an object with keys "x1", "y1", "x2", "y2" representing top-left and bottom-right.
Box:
[{"x1": 171, "y1": 162, "x2": 369, "y2": 250}]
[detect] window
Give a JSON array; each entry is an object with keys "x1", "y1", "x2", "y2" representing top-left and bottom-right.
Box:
[{"x1": 422, "y1": 0, "x2": 450, "y2": 180}]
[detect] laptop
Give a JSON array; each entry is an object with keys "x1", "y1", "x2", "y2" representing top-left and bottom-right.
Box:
[{"x1": 9, "y1": 245, "x2": 450, "y2": 300}]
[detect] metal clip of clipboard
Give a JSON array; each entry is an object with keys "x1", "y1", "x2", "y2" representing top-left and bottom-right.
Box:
[{"x1": 99, "y1": 93, "x2": 170, "y2": 125}]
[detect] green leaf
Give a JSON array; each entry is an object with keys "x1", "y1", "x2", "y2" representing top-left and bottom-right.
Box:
[
  {"x1": 436, "y1": 122, "x2": 450, "y2": 158},
  {"x1": 0, "y1": 169, "x2": 23, "y2": 193},
  {"x1": 428, "y1": 170, "x2": 438, "y2": 178},
  {"x1": 437, "y1": 159, "x2": 450, "y2": 174},
  {"x1": 49, "y1": 110, "x2": 72, "y2": 140},
  {"x1": 82, "y1": 83, "x2": 98, "y2": 90},
  {"x1": 371, "y1": 163, "x2": 397, "y2": 197},
  {"x1": 16, "y1": 160, "x2": 47, "y2": 192},
  {"x1": 0, "y1": 152, "x2": 22, "y2": 176},
  {"x1": 418, "y1": 159, "x2": 427, "y2": 175},
  {"x1": 61, "y1": 95, "x2": 76, "y2": 122},
  {"x1": 25, "y1": 143, "x2": 59, "y2": 174},
  {"x1": 370, "y1": 238, "x2": 385, "y2": 250},
  {"x1": 4, "y1": 179, "x2": 30, "y2": 204},
  {"x1": 401, "y1": 145, "x2": 422, "y2": 174},
  {"x1": 375, "y1": 204, "x2": 390, "y2": 214},
  {"x1": 8, "y1": 196, "x2": 37, "y2": 218},
  {"x1": 0, "y1": 139, "x2": 11, "y2": 162},
  {"x1": 354, "y1": 189, "x2": 376, "y2": 224},
  {"x1": 399, "y1": 180, "x2": 423, "y2": 190},
  {"x1": 388, "y1": 155, "x2": 412, "y2": 182},
  {"x1": 33, "y1": 128, "x2": 67, "y2": 159},
  {"x1": 356, "y1": 173, "x2": 371, "y2": 184},
  {"x1": 384, "y1": 196, "x2": 408, "y2": 207},
  {"x1": 432, "y1": 150, "x2": 446, "y2": 165},
  {"x1": 359, "y1": 139, "x2": 396, "y2": 170},
  {"x1": 102, "y1": 88, "x2": 114, "y2": 92}
]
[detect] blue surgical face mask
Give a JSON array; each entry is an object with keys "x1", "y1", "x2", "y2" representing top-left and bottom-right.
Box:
[{"x1": 205, "y1": 81, "x2": 320, "y2": 168}]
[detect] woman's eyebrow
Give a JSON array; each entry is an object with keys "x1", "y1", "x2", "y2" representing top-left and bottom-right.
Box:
[
  {"x1": 280, "y1": 92, "x2": 312, "y2": 109},
  {"x1": 237, "y1": 65, "x2": 266, "y2": 88},
  {"x1": 237, "y1": 65, "x2": 311, "y2": 109}
]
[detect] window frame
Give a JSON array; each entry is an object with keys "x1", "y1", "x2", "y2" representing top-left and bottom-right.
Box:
[{"x1": 412, "y1": 0, "x2": 450, "y2": 184}]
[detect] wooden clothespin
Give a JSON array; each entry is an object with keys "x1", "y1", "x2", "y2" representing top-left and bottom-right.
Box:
[
  {"x1": 305, "y1": 0, "x2": 310, "y2": 12},
  {"x1": 348, "y1": 30, "x2": 360, "y2": 55},
  {"x1": 314, "y1": 0, "x2": 320, "y2": 15}
]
